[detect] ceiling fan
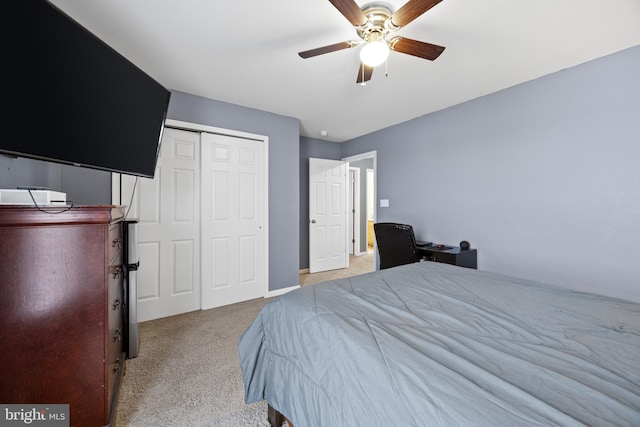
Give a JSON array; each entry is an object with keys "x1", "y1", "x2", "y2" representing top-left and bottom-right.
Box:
[{"x1": 298, "y1": 0, "x2": 446, "y2": 84}]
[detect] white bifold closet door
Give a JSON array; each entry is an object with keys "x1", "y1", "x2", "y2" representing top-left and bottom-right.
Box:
[
  {"x1": 200, "y1": 132, "x2": 266, "y2": 309},
  {"x1": 117, "y1": 127, "x2": 267, "y2": 321},
  {"x1": 131, "y1": 127, "x2": 201, "y2": 322}
]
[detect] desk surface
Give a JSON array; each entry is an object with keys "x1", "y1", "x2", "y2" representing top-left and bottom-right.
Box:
[{"x1": 417, "y1": 243, "x2": 474, "y2": 254}]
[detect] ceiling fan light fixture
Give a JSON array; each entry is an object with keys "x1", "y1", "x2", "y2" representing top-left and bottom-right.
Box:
[
  {"x1": 297, "y1": 0, "x2": 446, "y2": 83},
  {"x1": 359, "y1": 39, "x2": 389, "y2": 67}
]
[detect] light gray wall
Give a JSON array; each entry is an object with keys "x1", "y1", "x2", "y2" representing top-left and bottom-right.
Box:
[
  {"x1": 168, "y1": 91, "x2": 301, "y2": 291},
  {"x1": 299, "y1": 136, "x2": 342, "y2": 269},
  {"x1": 0, "y1": 155, "x2": 111, "y2": 204},
  {"x1": 341, "y1": 45, "x2": 640, "y2": 303}
]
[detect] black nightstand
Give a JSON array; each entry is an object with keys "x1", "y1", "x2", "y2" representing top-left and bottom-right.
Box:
[{"x1": 417, "y1": 245, "x2": 477, "y2": 269}]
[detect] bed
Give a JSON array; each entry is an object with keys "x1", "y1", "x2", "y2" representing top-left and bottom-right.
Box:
[{"x1": 238, "y1": 261, "x2": 640, "y2": 426}]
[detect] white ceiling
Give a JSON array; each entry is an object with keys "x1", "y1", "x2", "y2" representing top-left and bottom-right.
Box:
[{"x1": 50, "y1": 0, "x2": 640, "y2": 142}]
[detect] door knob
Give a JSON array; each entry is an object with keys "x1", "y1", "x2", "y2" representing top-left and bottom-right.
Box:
[{"x1": 311, "y1": 219, "x2": 316, "y2": 223}]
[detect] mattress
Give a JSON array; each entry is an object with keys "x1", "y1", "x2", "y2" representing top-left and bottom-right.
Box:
[{"x1": 239, "y1": 261, "x2": 640, "y2": 426}]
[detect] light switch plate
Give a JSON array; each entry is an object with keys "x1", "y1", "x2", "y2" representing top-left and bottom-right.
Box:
[{"x1": 380, "y1": 199, "x2": 389, "y2": 207}]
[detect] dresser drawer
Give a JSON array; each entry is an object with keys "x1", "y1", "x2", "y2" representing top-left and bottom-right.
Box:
[
  {"x1": 109, "y1": 223, "x2": 123, "y2": 267},
  {"x1": 107, "y1": 263, "x2": 124, "y2": 414},
  {"x1": 107, "y1": 263, "x2": 124, "y2": 350}
]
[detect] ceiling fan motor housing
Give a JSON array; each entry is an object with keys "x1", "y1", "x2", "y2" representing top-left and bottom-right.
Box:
[{"x1": 356, "y1": 4, "x2": 394, "y2": 42}]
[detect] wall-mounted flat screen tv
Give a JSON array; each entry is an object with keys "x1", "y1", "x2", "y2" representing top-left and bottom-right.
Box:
[{"x1": 3, "y1": 1, "x2": 171, "y2": 178}]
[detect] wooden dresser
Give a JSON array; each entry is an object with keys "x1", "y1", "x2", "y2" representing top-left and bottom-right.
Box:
[{"x1": 0, "y1": 205, "x2": 126, "y2": 427}]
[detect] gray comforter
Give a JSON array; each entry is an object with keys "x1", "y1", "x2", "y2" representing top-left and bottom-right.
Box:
[{"x1": 239, "y1": 261, "x2": 640, "y2": 426}]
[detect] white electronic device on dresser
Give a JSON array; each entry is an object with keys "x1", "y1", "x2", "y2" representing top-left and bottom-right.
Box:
[{"x1": 0, "y1": 188, "x2": 67, "y2": 205}]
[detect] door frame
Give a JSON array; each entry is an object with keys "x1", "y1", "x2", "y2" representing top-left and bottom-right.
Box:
[
  {"x1": 366, "y1": 167, "x2": 375, "y2": 253},
  {"x1": 112, "y1": 118, "x2": 270, "y2": 308},
  {"x1": 342, "y1": 150, "x2": 377, "y2": 257},
  {"x1": 349, "y1": 167, "x2": 361, "y2": 255}
]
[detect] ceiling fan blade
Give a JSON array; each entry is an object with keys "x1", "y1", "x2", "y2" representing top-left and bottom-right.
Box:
[
  {"x1": 298, "y1": 41, "x2": 355, "y2": 59},
  {"x1": 328, "y1": 0, "x2": 369, "y2": 27},
  {"x1": 390, "y1": 37, "x2": 445, "y2": 60},
  {"x1": 390, "y1": 0, "x2": 443, "y2": 28},
  {"x1": 356, "y1": 63, "x2": 374, "y2": 84}
]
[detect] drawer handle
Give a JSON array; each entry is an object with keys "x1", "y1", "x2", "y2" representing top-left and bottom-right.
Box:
[
  {"x1": 112, "y1": 266, "x2": 123, "y2": 279},
  {"x1": 112, "y1": 297, "x2": 121, "y2": 311}
]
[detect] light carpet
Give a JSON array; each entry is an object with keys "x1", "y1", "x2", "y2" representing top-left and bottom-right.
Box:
[
  {"x1": 300, "y1": 252, "x2": 375, "y2": 285},
  {"x1": 116, "y1": 253, "x2": 374, "y2": 426},
  {"x1": 116, "y1": 298, "x2": 270, "y2": 427}
]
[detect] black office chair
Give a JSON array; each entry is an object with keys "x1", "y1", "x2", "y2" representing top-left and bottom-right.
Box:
[{"x1": 373, "y1": 222, "x2": 421, "y2": 270}]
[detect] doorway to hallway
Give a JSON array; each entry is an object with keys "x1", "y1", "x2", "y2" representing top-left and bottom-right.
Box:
[{"x1": 344, "y1": 150, "x2": 377, "y2": 274}]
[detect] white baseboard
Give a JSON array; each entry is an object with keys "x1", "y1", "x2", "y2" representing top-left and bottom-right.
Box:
[{"x1": 266, "y1": 285, "x2": 300, "y2": 298}]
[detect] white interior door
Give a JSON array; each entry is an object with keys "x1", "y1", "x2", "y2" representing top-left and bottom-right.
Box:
[
  {"x1": 200, "y1": 133, "x2": 266, "y2": 309},
  {"x1": 309, "y1": 158, "x2": 348, "y2": 273},
  {"x1": 120, "y1": 128, "x2": 201, "y2": 322}
]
